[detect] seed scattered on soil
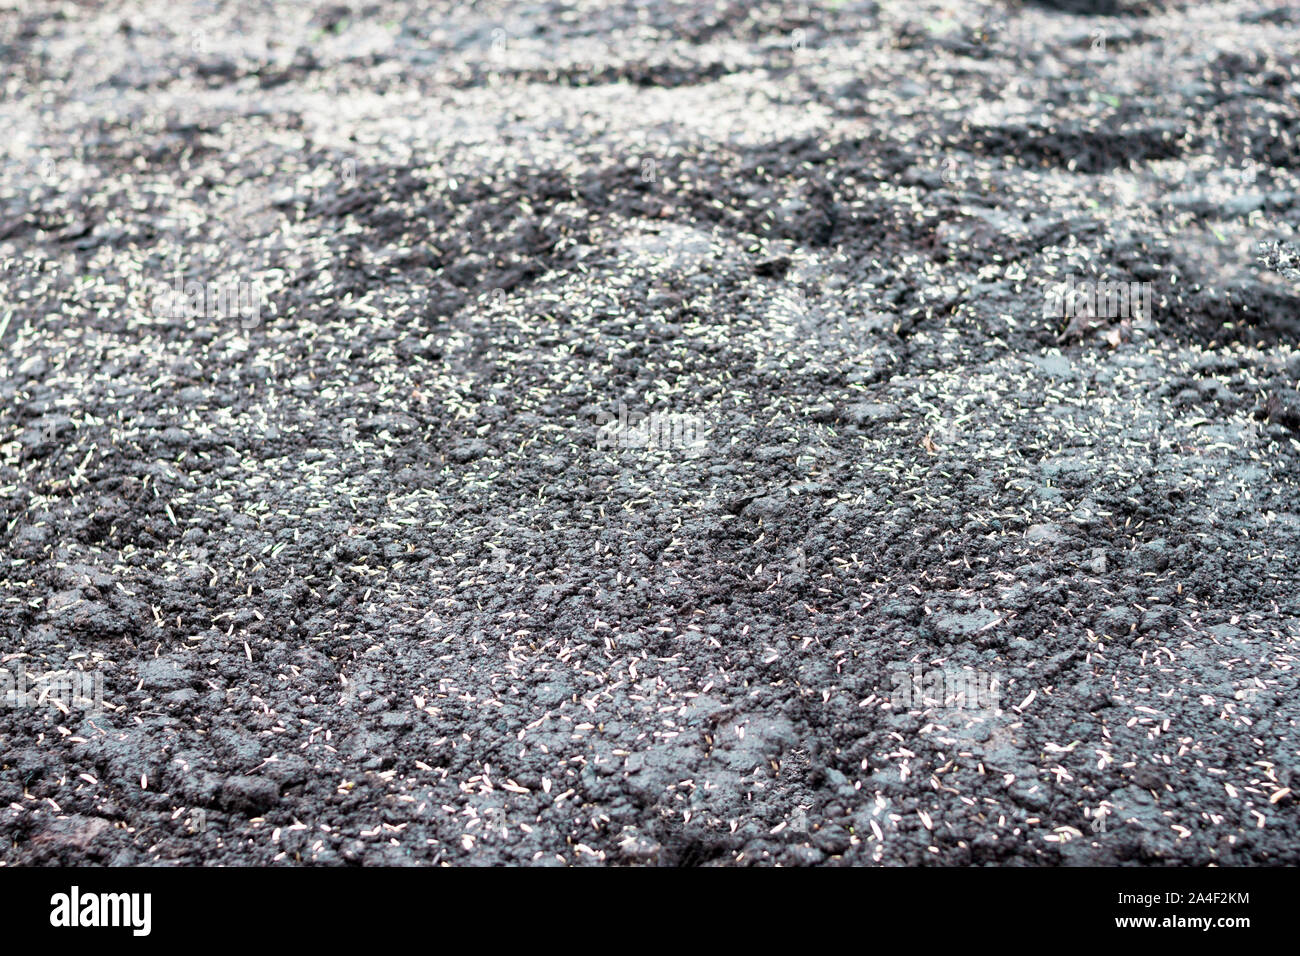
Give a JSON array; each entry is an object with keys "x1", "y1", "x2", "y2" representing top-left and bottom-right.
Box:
[{"x1": 1, "y1": 0, "x2": 1298, "y2": 867}]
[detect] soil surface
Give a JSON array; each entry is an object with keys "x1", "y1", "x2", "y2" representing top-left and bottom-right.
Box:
[{"x1": 2, "y1": 0, "x2": 1299, "y2": 866}]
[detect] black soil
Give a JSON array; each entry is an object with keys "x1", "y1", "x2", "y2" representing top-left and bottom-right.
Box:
[{"x1": 1, "y1": 0, "x2": 1298, "y2": 866}]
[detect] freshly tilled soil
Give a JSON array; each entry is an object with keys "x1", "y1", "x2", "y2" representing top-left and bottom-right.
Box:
[{"x1": 1, "y1": 0, "x2": 1299, "y2": 865}]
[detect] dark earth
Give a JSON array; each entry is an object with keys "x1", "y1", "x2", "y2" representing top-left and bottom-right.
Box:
[{"x1": 1, "y1": 0, "x2": 1298, "y2": 866}]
